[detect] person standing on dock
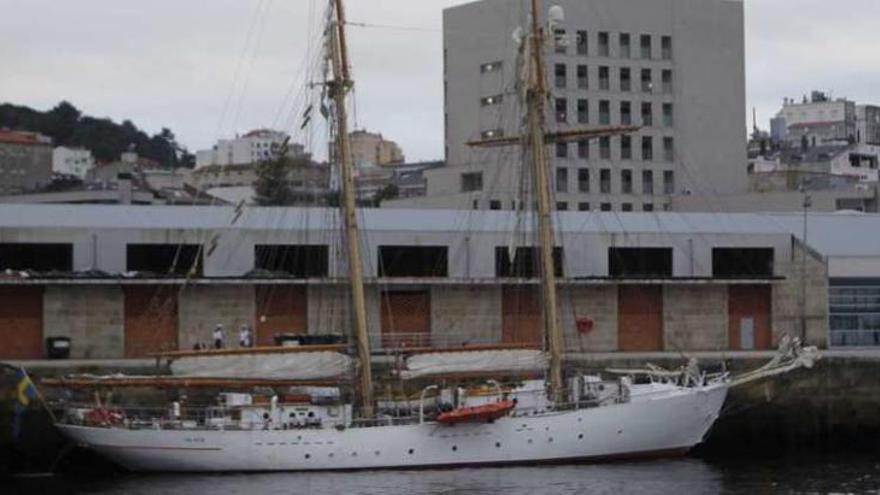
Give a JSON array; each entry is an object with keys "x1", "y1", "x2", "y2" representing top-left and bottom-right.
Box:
[
  {"x1": 239, "y1": 324, "x2": 254, "y2": 348},
  {"x1": 213, "y1": 324, "x2": 225, "y2": 349}
]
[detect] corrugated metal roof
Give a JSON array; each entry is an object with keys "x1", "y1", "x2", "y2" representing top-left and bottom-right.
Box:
[{"x1": 0, "y1": 204, "x2": 876, "y2": 257}]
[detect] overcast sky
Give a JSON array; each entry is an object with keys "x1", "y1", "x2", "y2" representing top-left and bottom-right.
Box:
[{"x1": 1, "y1": 0, "x2": 877, "y2": 161}]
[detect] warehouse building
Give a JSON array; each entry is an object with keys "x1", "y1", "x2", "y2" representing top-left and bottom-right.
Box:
[{"x1": 0, "y1": 205, "x2": 874, "y2": 360}]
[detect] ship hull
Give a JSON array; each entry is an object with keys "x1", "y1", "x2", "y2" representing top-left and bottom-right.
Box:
[{"x1": 56, "y1": 383, "x2": 727, "y2": 472}]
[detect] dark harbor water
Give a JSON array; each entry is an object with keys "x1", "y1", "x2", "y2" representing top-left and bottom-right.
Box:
[{"x1": 10, "y1": 456, "x2": 880, "y2": 495}]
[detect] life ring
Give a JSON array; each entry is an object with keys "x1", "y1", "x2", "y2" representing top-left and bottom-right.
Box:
[{"x1": 85, "y1": 408, "x2": 126, "y2": 427}]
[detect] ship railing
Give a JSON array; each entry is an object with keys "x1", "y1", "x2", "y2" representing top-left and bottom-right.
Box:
[
  {"x1": 54, "y1": 403, "x2": 353, "y2": 431},
  {"x1": 370, "y1": 332, "x2": 497, "y2": 352}
]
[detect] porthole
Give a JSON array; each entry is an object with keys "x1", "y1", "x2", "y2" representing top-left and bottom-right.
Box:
[
  {"x1": 548, "y1": 437, "x2": 553, "y2": 443},
  {"x1": 329, "y1": 453, "x2": 334, "y2": 458},
  {"x1": 352, "y1": 452, "x2": 357, "y2": 457},
  {"x1": 452, "y1": 445, "x2": 458, "y2": 451},
  {"x1": 578, "y1": 418, "x2": 583, "y2": 423},
  {"x1": 578, "y1": 433, "x2": 584, "y2": 440},
  {"x1": 495, "y1": 442, "x2": 501, "y2": 448},
  {"x1": 305, "y1": 454, "x2": 310, "y2": 459},
  {"x1": 375, "y1": 450, "x2": 381, "y2": 456},
  {"x1": 528, "y1": 439, "x2": 533, "y2": 444},
  {"x1": 408, "y1": 449, "x2": 414, "y2": 455}
]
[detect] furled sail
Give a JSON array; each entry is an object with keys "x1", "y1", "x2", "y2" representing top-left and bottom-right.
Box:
[
  {"x1": 170, "y1": 351, "x2": 352, "y2": 380},
  {"x1": 400, "y1": 349, "x2": 548, "y2": 380}
]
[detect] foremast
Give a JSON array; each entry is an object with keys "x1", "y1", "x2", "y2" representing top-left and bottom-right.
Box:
[
  {"x1": 328, "y1": 0, "x2": 374, "y2": 418},
  {"x1": 525, "y1": 0, "x2": 564, "y2": 404}
]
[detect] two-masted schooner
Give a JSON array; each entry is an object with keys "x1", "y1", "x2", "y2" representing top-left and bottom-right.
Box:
[{"x1": 47, "y1": 0, "x2": 815, "y2": 472}]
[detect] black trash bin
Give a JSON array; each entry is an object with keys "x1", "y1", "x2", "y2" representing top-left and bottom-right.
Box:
[
  {"x1": 46, "y1": 337, "x2": 71, "y2": 359},
  {"x1": 273, "y1": 333, "x2": 302, "y2": 347}
]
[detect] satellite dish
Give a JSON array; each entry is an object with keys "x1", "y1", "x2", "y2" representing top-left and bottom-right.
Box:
[{"x1": 548, "y1": 5, "x2": 565, "y2": 25}]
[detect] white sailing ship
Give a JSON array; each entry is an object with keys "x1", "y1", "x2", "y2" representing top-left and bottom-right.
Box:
[{"x1": 50, "y1": 0, "x2": 817, "y2": 472}]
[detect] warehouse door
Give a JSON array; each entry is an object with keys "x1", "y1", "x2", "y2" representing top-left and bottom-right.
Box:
[
  {"x1": 728, "y1": 285, "x2": 772, "y2": 350},
  {"x1": 255, "y1": 285, "x2": 307, "y2": 346},
  {"x1": 124, "y1": 285, "x2": 178, "y2": 357},
  {"x1": 0, "y1": 286, "x2": 43, "y2": 359},
  {"x1": 618, "y1": 285, "x2": 663, "y2": 351},
  {"x1": 381, "y1": 290, "x2": 431, "y2": 349},
  {"x1": 501, "y1": 286, "x2": 542, "y2": 345}
]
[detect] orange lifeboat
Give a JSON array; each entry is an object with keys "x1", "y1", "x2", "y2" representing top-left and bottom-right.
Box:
[{"x1": 437, "y1": 400, "x2": 516, "y2": 425}]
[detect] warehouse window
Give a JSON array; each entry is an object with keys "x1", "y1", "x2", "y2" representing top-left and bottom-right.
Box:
[
  {"x1": 495, "y1": 247, "x2": 563, "y2": 278},
  {"x1": 127, "y1": 244, "x2": 202, "y2": 276},
  {"x1": 712, "y1": 248, "x2": 774, "y2": 277},
  {"x1": 609, "y1": 247, "x2": 672, "y2": 277},
  {"x1": 0, "y1": 243, "x2": 72, "y2": 272},
  {"x1": 254, "y1": 245, "x2": 328, "y2": 277},
  {"x1": 378, "y1": 246, "x2": 448, "y2": 277}
]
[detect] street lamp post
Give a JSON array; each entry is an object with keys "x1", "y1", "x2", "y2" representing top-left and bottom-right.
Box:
[{"x1": 800, "y1": 185, "x2": 812, "y2": 342}]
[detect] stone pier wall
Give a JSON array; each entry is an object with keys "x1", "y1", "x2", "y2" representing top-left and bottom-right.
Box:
[{"x1": 42, "y1": 286, "x2": 124, "y2": 359}]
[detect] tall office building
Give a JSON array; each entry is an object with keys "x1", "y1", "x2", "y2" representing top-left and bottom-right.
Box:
[{"x1": 392, "y1": 0, "x2": 747, "y2": 212}]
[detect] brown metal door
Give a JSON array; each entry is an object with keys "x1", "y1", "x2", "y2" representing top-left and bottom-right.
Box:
[
  {"x1": 380, "y1": 290, "x2": 431, "y2": 348},
  {"x1": 255, "y1": 285, "x2": 307, "y2": 346},
  {"x1": 0, "y1": 286, "x2": 44, "y2": 359},
  {"x1": 124, "y1": 285, "x2": 178, "y2": 357},
  {"x1": 618, "y1": 285, "x2": 663, "y2": 351},
  {"x1": 501, "y1": 285, "x2": 542, "y2": 345},
  {"x1": 728, "y1": 285, "x2": 772, "y2": 350}
]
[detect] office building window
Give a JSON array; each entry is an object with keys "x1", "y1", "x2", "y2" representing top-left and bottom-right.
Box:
[
  {"x1": 661, "y1": 35, "x2": 672, "y2": 60},
  {"x1": 599, "y1": 100, "x2": 610, "y2": 125},
  {"x1": 642, "y1": 102, "x2": 653, "y2": 126},
  {"x1": 643, "y1": 203, "x2": 654, "y2": 212},
  {"x1": 554, "y1": 64, "x2": 567, "y2": 89},
  {"x1": 662, "y1": 69, "x2": 673, "y2": 94},
  {"x1": 577, "y1": 140, "x2": 589, "y2": 159},
  {"x1": 640, "y1": 34, "x2": 652, "y2": 59},
  {"x1": 556, "y1": 202, "x2": 569, "y2": 211},
  {"x1": 620, "y1": 67, "x2": 631, "y2": 92},
  {"x1": 620, "y1": 101, "x2": 632, "y2": 125},
  {"x1": 619, "y1": 33, "x2": 631, "y2": 58},
  {"x1": 600, "y1": 169, "x2": 611, "y2": 193},
  {"x1": 555, "y1": 28, "x2": 567, "y2": 54},
  {"x1": 480, "y1": 94, "x2": 503, "y2": 106},
  {"x1": 555, "y1": 98, "x2": 567, "y2": 123},
  {"x1": 577, "y1": 64, "x2": 588, "y2": 89},
  {"x1": 663, "y1": 170, "x2": 675, "y2": 194},
  {"x1": 556, "y1": 167, "x2": 569, "y2": 193},
  {"x1": 600, "y1": 136, "x2": 611, "y2": 159},
  {"x1": 663, "y1": 137, "x2": 675, "y2": 162},
  {"x1": 663, "y1": 103, "x2": 674, "y2": 127},
  {"x1": 489, "y1": 200, "x2": 502, "y2": 210},
  {"x1": 576, "y1": 30, "x2": 588, "y2": 55},
  {"x1": 621, "y1": 169, "x2": 633, "y2": 194},
  {"x1": 642, "y1": 136, "x2": 654, "y2": 161},
  {"x1": 599, "y1": 66, "x2": 610, "y2": 90},
  {"x1": 598, "y1": 32, "x2": 609, "y2": 57},
  {"x1": 577, "y1": 99, "x2": 589, "y2": 124},
  {"x1": 556, "y1": 142, "x2": 568, "y2": 158},
  {"x1": 621, "y1": 203, "x2": 633, "y2": 212},
  {"x1": 578, "y1": 168, "x2": 590, "y2": 192},
  {"x1": 621, "y1": 135, "x2": 632, "y2": 160},
  {"x1": 461, "y1": 172, "x2": 483, "y2": 192},
  {"x1": 641, "y1": 68, "x2": 653, "y2": 93},
  {"x1": 600, "y1": 202, "x2": 612, "y2": 211},
  {"x1": 480, "y1": 61, "x2": 502, "y2": 73},
  {"x1": 578, "y1": 202, "x2": 591, "y2": 211},
  {"x1": 642, "y1": 169, "x2": 654, "y2": 195}
]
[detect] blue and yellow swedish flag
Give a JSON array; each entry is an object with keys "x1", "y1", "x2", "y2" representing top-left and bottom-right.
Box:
[{"x1": 12, "y1": 368, "x2": 37, "y2": 440}]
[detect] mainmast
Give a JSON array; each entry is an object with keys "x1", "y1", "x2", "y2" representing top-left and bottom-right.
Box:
[
  {"x1": 526, "y1": 0, "x2": 564, "y2": 404},
  {"x1": 329, "y1": 0, "x2": 374, "y2": 418}
]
